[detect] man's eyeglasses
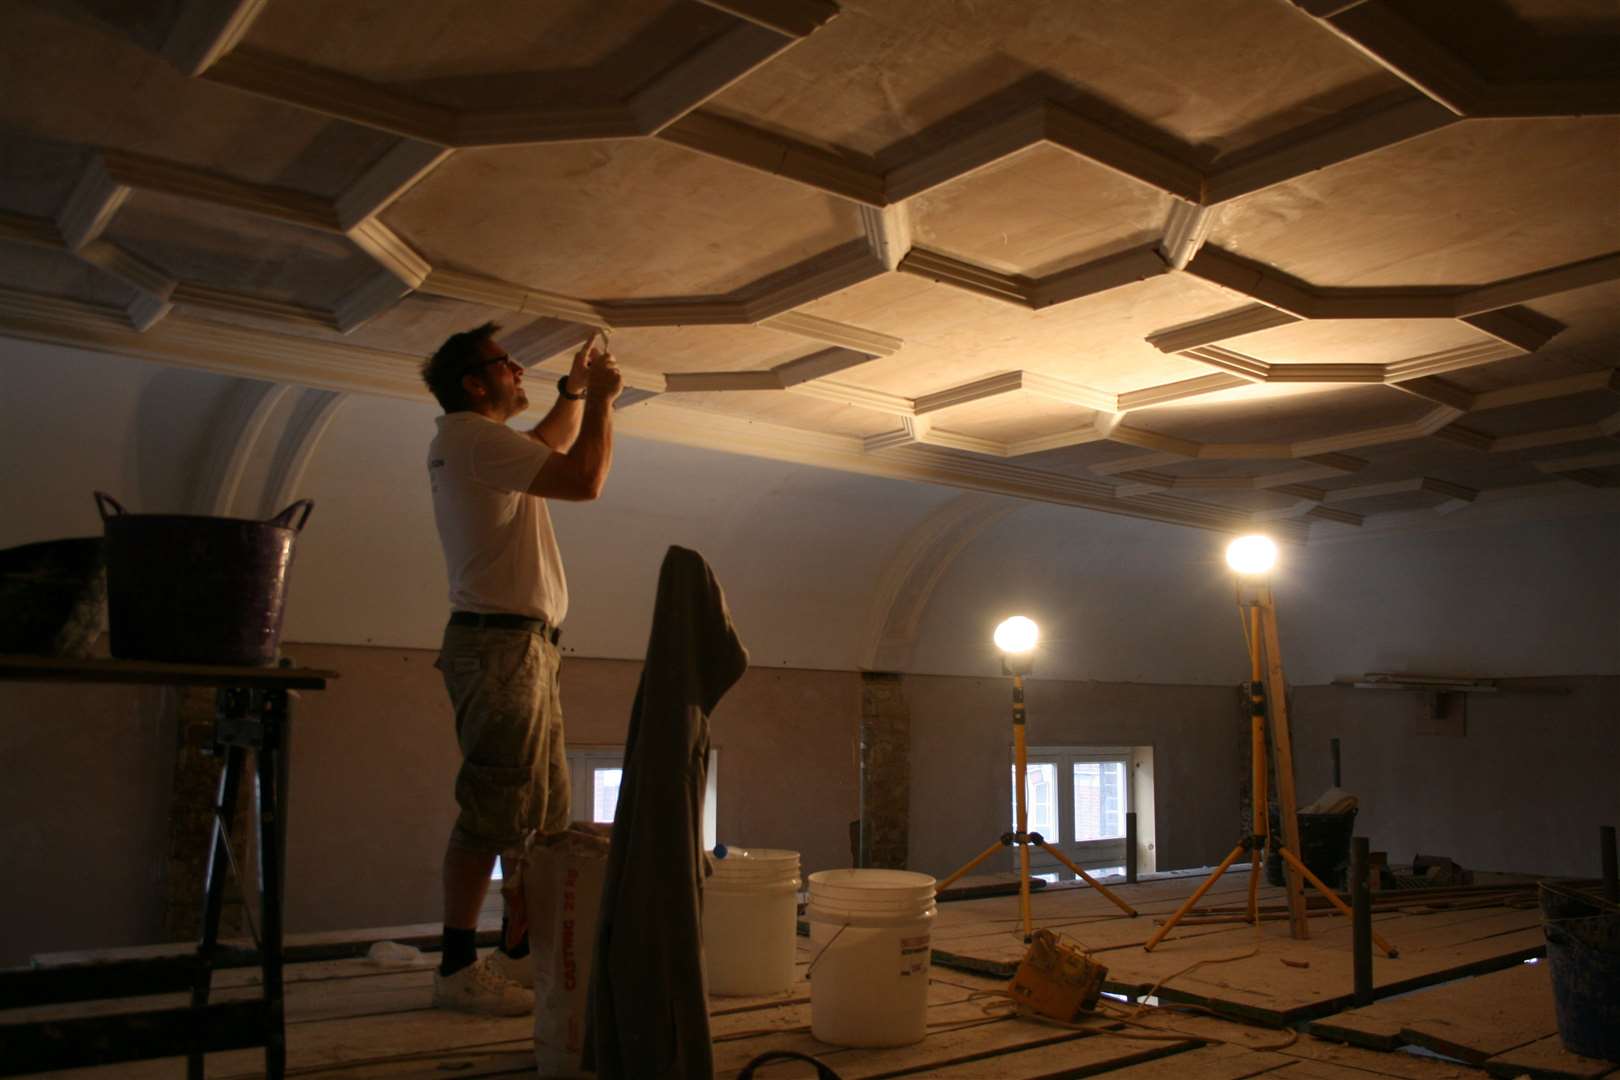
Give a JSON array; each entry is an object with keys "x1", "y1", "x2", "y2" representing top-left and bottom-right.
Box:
[{"x1": 464, "y1": 353, "x2": 517, "y2": 375}]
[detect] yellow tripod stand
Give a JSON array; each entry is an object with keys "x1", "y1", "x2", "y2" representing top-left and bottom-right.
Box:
[
  {"x1": 1145, "y1": 582, "x2": 1398, "y2": 957},
  {"x1": 937, "y1": 667, "x2": 1138, "y2": 944}
]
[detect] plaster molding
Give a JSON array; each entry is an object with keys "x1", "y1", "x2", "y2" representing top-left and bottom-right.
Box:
[
  {"x1": 1031, "y1": 245, "x2": 1167, "y2": 308},
  {"x1": 334, "y1": 140, "x2": 454, "y2": 231},
  {"x1": 260, "y1": 388, "x2": 348, "y2": 518},
  {"x1": 1203, "y1": 94, "x2": 1456, "y2": 203},
  {"x1": 101, "y1": 148, "x2": 339, "y2": 233},
  {"x1": 0, "y1": 211, "x2": 62, "y2": 250},
  {"x1": 630, "y1": 22, "x2": 800, "y2": 135},
  {"x1": 658, "y1": 112, "x2": 886, "y2": 205},
  {"x1": 345, "y1": 219, "x2": 431, "y2": 290},
  {"x1": 333, "y1": 270, "x2": 412, "y2": 333},
  {"x1": 1297, "y1": 0, "x2": 1620, "y2": 118},
  {"x1": 1454, "y1": 252, "x2": 1620, "y2": 317},
  {"x1": 1159, "y1": 201, "x2": 1214, "y2": 270},
  {"x1": 171, "y1": 282, "x2": 336, "y2": 330},
  {"x1": 695, "y1": 0, "x2": 842, "y2": 38},
  {"x1": 859, "y1": 203, "x2": 914, "y2": 272},
  {"x1": 191, "y1": 378, "x2": 291, "y2": 516},
  {"x1": 785, "y1": 379, "x2": 914, "y2": 416},
  {"x1": 858, "y1": 492, "x2": 1020, "y2": 671},
  {"x1": 1117, "y1": 374, "x2": 1252, "y2": 411},
  {"x1": 1040, "y1": 102, "x2": 1204, "y2": 202},
  {"x1": 759, "y1": 312, "x2": 903, "y2": 356},
  {"x1": 57, "y1": 155, "x2": 131, "y2": 251},
  {"x1": 162, "y1": 0, "x2": 271, "y2": 78},
  {"x1": 1147, "y1": 305, "x2": 1301, "y2": 353}
]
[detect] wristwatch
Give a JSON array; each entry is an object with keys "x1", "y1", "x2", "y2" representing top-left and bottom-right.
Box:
[{"x1": 557, "y1": 374, "x2": 585, "y2": 401}]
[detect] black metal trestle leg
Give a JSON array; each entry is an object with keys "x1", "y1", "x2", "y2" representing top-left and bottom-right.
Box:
[
  {"x1": 190, "y1": 698, "x2": 246, "y2": 1080},
  {"x1": 257, "y1": 689, "x2": 291, "y2": 1080}
]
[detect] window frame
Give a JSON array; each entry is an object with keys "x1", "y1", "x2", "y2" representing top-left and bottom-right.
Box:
[{"x1": 1011, "y1": 745, "x2": 1133, "y2": 875}]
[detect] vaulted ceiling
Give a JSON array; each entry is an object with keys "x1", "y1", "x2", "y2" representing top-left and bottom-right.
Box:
[{"x1": 2, "y1": 0, "x2": 1617, "y2": 539}]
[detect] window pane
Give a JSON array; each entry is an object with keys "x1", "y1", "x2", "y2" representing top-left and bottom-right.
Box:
[
  {"x1": 1074, "y1": 761, "x2": 1126, "y2": 841},
  {"x1": 1010, "y1": 762, "x2": 1059, "y2": 843},
  {"x1": 593, "y1": 767, "x2": 622, "y2": 823}
]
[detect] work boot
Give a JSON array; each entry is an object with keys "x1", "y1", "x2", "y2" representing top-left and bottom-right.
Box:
[
  {"x1": 432, "y1": 952, "x2": 534, "y2": 1015},
  {"x1": 487, "y1": 944, "x2": 535, "y2": 989}
]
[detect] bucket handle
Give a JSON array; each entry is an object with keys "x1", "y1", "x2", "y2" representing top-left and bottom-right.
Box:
[
  {"x1": 266, "y1": 499, "x2": 314, "y2": 532},
  {"x1": 93, "y1": 491, "x2": 127, "y2": 521}
]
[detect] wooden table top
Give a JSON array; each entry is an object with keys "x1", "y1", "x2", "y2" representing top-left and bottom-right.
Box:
[{"x1": 0, "y1": 655, "x2": 337, "y2": 689}]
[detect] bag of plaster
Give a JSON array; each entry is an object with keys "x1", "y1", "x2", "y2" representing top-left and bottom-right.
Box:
[{"x1": 525, "y1": 822, "x2": 612, "y2": 1078}]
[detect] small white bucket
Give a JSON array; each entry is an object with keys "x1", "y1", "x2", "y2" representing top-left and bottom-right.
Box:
[
  {"x1": 703, "y1": 848, "x2": 801, "y2": 996},
  {"x1": 806, "y1": 869, "x2": 937, "y2": 1047}
]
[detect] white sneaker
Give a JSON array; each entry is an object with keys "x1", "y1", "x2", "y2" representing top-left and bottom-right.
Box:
[
  {"x1": 486, "y1": 945, "x2": 535, "y2": 989},
  {"x1": 433, "y1": 952, "x2": 535, "y2": 1015}
]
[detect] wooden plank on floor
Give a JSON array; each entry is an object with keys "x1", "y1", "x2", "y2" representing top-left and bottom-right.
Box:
[
  {"x1": 1102, "y1": 1043, "x2": 1294, "y2": 1079},
  {"x1": 1483, "y1": 1034, "x2": 1620, "y2": 1079},
  {"x1": 908, "y1": 1029, "x2": 1204, "y2": 1078},
  {"x1": 1127, "y1": 997, "x2": 1492, "y2": 1079},
  {"x1": 1308, "y1": 961, "x2": 1558, "y2": 1064}
]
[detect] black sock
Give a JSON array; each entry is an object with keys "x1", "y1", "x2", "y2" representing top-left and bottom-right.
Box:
[
  {"x1": 499, "y1": 916, "x2": 530, "y2": 959},
  {"x1": 441, "y1": 926, "x2": 478, "y2": 975}
]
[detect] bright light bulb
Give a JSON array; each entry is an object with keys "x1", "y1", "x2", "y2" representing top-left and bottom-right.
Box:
[
  {"x1": 993, "y1": 615, "x2": 1039, "y2": 654},
  {"x1": 1225, "y1": 534, "x2": 1278, "y2": 575}
]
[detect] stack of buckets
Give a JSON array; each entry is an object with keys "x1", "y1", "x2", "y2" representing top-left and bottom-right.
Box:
[
  {"x1": 806, "y1": 869, "x2": 937, "y2": 1047},
  {"x1": 704, "y1": 848, "x2": 802, "y2": 996}
]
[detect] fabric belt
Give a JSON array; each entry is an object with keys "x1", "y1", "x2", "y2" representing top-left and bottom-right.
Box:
[{"x1": 449, "y1": 611, "x2": 561, "y2": 644}]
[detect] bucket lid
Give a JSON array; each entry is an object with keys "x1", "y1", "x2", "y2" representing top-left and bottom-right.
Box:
[
  {"x1": 807, "y1": 869, "x2": 936, "y2": 903},
  {"x1": 711, "y1": 847, "x2": 800, "y2": 883}
]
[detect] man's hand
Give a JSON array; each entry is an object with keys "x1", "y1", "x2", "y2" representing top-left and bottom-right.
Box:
[
  {"x1": 564, "y1": 332, "x2": 601, "y2": 397},
  {"x1": 588, "y1": 352, "x2": 624, "y2": 405}
]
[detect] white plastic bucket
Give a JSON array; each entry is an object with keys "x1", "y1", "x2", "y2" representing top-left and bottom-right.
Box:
[
  {"x1": 703, "y1": 848, "x2": 801, "y2": 996},
  {"x1": 806, "y1": 869, "x2": 937, "y2": 1047}
]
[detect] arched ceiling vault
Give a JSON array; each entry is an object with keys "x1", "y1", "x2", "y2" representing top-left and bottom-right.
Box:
[{"x1": 2, "y1": 0, "x2": 1618, "y2": 540}]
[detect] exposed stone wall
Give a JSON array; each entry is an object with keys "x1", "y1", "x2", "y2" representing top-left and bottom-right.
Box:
[{"x1": 859, "y1": 672, "x2": 910, "y2": 869}]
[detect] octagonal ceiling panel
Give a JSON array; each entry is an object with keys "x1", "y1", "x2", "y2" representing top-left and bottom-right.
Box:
[
  {"x1": 1011, "y1": 440, "x2": 1168, "y2": 474},
  {"x1": 1153, "y1": 488, "x2": 1311, "y2": 514},
  {"x1": 647, "y1": 389, "x2": 898, "y2": 440},
  {"x1": 0, "y1": 244, "x2": 137, "y2": 309},
  {"x1": 107, "y1": 194, "x2": 375, "y2": 307},
  {"x1": 1463, "y1": 391, "x2": 1620, "y2": 437},
  {"x1": 602, "y1": 323, "x2": 824, "y2": 378},
  {"x1": 385, "y1": 141, "x2": 862, "y2": 299},
  {"x1": 705, "y1": 0, "x2": 1398, "y2": 160},
  {"x1": 798, "y1": 272, "x2": 1235, "y2": 396},
  {"x1": 1388, "y1": 0, "x2": 1620, "y2": 84},
  {"x1": 0, "y1": 135, "x2": 89, "y2": 219},
  {"x1": 1126, "y1": 384, "x2": 1432, "y2": 445},
  {"x1": 1321, "y1": 438, "x2": 1546, "y2": 491},
  {"x1": 0, "y1": 4, "x2": 394, "y2": 197},
  {"x1": 1223, "y1": 318, "x2": 1497, "y2": 367},
  {"x1": 1320, "y1": 489, "x2": 1459, "y2": 517},
  {"x1": 1210, "y1": 118, "x2": 1620, "y2": 286},
  {"x1": 244, "y1": 0, "x2": 731, "y2": 111},
  {"x1": 928, "y1": 394, "x2": 1098, "y2": 444},
  {"x1": 908, "y1": 145, "x2": 1170, "y2": 277}
]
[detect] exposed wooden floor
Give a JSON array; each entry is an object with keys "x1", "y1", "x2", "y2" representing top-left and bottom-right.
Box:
[{"x1": 18, "y1": 869, "x2": 1617, "y2": 1079}]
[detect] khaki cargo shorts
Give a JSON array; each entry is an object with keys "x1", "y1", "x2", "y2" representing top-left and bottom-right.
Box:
[{"x1": 436, "y1": 623, "x2": 571, "y2": 853}]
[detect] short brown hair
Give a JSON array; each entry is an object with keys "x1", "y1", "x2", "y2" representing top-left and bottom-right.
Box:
[{"x1": 422, "y1": 321, "x2": 502, "y2": 412}]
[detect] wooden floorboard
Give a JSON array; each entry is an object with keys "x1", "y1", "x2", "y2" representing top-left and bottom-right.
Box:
[{"x1": 14, "y1": 868, "x2": 1575, "y2": 1080}]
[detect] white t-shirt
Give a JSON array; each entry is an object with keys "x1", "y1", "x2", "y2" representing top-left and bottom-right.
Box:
[{"x1": 428, "y1": 412, "x2": 568, "y2": 625}]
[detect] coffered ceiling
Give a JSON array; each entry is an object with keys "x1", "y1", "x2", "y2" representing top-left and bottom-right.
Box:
[{"x1": 1, "y1": 0, "x2": 1617, "y2": 539}]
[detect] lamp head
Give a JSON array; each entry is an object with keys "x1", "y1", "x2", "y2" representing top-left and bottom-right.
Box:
[
  {"x1": 994, "y1": 615, "x2": 1039, "y2": 655},
  {"x1": 1225, "y1": 534, "x2": 1278, "y2": 576}
]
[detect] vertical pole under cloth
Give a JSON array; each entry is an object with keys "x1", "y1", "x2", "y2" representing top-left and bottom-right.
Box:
[
  {"x1": 1125, "y1": 811, "x2": 1138, "y2": 884},
  {"x1": 256, "y1": 689, "x2": 291, "y2": 1080},
  {"x1": 1246, "y1": 602, "x2": 1267, "y2": 926},
  {"x1": 1257, "y1": 587, "x2": 1310, "y2": 940},
  {"x1": 1602, "y1": 825, "x2": 1618, "y2": 904},
  {"x1": 1352, "y1": 836, "x2": 1372, "y2": 1005},
  {"x1": 1012, "y1": 673, "x2": 1033, "y2": 943}
]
